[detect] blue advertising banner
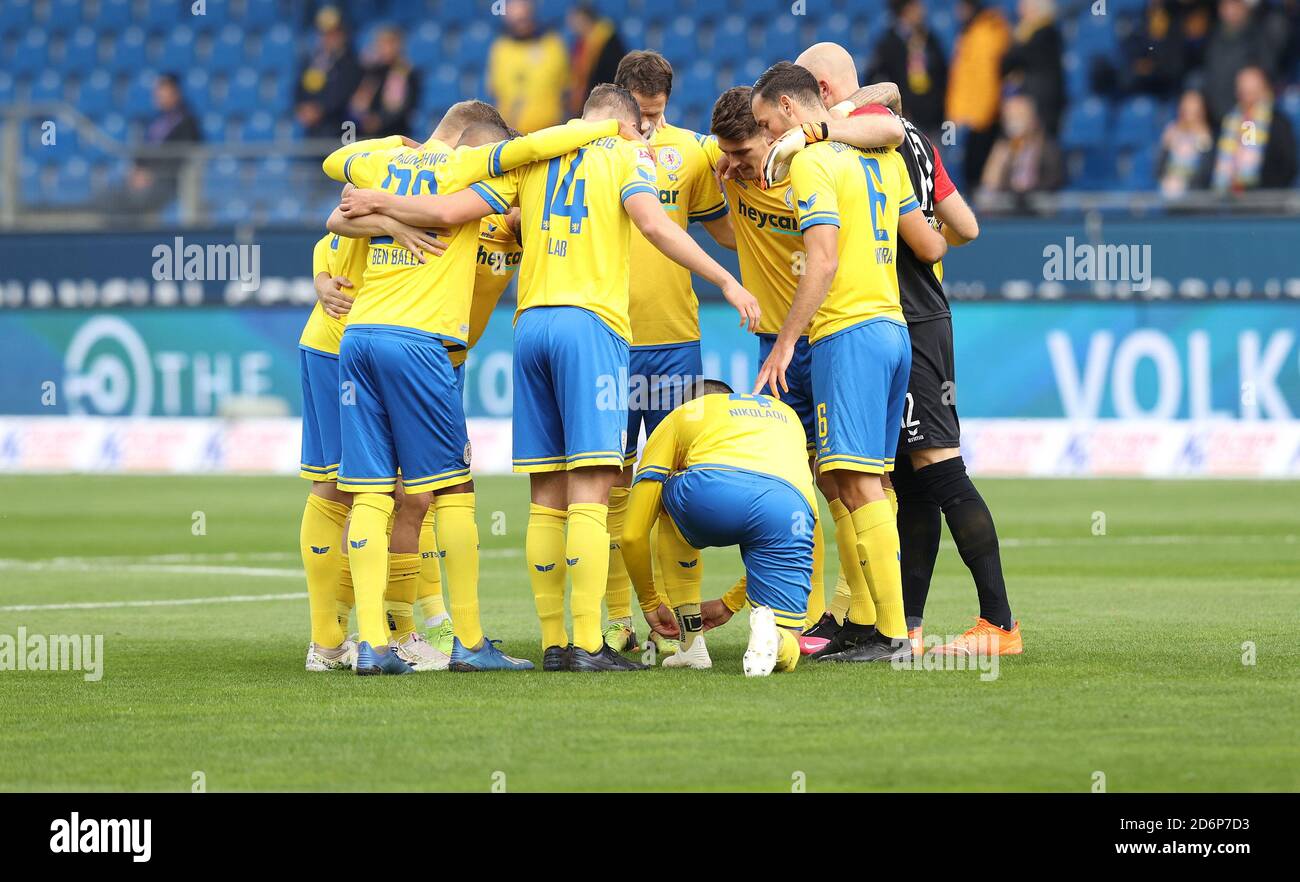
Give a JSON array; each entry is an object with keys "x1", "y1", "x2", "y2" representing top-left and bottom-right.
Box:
[{"x1": 2, "y1": 302, "x2": 1297, "y2": 421}]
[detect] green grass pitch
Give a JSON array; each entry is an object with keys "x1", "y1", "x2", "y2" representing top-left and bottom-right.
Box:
[{"x1": 0, "y1": 474, "x2": 1296, "y2": 792}]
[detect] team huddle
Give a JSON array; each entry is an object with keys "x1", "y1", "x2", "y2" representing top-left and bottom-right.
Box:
[{"x1": 297, "y1": 43, "x2": 1023, "y2": 677}]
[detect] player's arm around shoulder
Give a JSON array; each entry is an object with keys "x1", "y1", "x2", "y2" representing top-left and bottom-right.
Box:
[
  {"x1": 935, "y1": 188, "x2": 979, "y2": 246},
  {"x1": 321, "y1": 136, "x2": 404, "y2": 184}
]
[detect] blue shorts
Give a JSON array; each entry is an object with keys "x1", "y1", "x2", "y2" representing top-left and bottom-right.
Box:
[
  {"x1": 299, "y1": 347, "x2": 341, "y2": 482},
  {"x1": 658, "y1": 467, "x2": 814, "y2": 629},
  {"x1": 513, "y1": 306, "x2": 629, "y2": 472},
  {"x1": 811, "y1": 318, "x2": 911, "y2": 474},
  {"x1": 757, "y1": 334, "x2": 816, "y2": 452},
  {"x1": 336, "y1": 326, "x2": 471, "y2": 494},
  {"x1": 625, "y1": 341, "x2": 703, "y2": 464},
  {"x1": 454, "y1": 362, "x2": 466, "y2": 397}
]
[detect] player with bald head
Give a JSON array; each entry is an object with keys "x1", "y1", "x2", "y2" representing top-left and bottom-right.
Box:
[
  {"x1": 795, "y1": 42, "x2": 901, "y2": 117},
  {"x1": 775, "y1": 44, "x2": 1022, "y2": 659}
]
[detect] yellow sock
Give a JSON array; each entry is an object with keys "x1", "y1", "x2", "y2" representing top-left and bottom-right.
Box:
[
  {"x1": 851, "y1": 500, "x2": 906, "y2": 639},
  {"x1": 657, "y1": 516, "x2": 701, "y2": 609},
  {"x1": 348, "y1": 493, "x2": 395, "y2": 648},
  {"x1": 435, "y1": 493, "x2": 483, "y2": 650},
  {"x1": 337, "y1": 564, "x2": 354, "y2": 632},
  {"x1": 884, "y1": 485, "x2": 898, "y2": 515},
  {"x1": 416, "y1": 506, "x2": 447, "y2": 625},
  {"x1": 300, "y1": 494, "x2": 349, "y2": 648},
  {"x1": 383, "y1": 552, "x2": 421, "y2": 641},
  {"x1": 830, "y1": 498, "x2": 874, "y2": 627},
  {"x1": 775, "y1": 628, "x2": 800, "y2": 672},
  {"x1": 806, "y1": 518, "x2": 826, "y2": 625},
  {"x1": 721, "y1": 576, "x2": 748, "y2": 613},
  {"x1": 605, "y1": 486, "x2": 633, "y2": 620},
  {"x1": 567, "y1": 502, "x2": 609, "y2": 653},
  {"x1": 526, "y1": 503, "x2": 569, "y2": 650}
]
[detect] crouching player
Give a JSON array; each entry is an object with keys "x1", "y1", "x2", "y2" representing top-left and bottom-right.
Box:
[{"x1": 621, "y1": 380, "x2": 817, "y2": 676}]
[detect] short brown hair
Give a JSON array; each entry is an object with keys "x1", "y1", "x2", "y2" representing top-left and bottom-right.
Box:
[
  {"x1": 711, "y1": 86, "x2": 762, "y2": 142},
  {"x1": 752, "y1": 61, "x2": 821, "y2": 109},
  {"x1": 615, "y1": 49, "x2": 673, "y2": 98},
  {"x1": 443, "y1": 99, "x2": 507, "y2": 131},
  {"x1": 583, "y1": 83, "x2": 640, "y2": 126}
]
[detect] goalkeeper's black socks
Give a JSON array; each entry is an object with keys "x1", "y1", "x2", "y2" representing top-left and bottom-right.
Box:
[
  {"x1": 891, "y1": 456, "x2": 943, "y2": 625},
  {"x1": 914, "y1": 456, "x2": 1015, "y2": 631}
]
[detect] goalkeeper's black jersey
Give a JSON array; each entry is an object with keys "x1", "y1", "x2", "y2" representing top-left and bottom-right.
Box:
[{"x1": 894, "y1": 117, "x2": 952, "y2": 324}]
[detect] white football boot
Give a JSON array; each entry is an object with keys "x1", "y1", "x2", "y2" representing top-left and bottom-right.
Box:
[
  {"x1": 743, "y1": 606, "x2": 780, "y2": 677},
  {"x1": 661, "y1": 633, "x2": 712, "y2": 669},
  {"x1": 305, "y1": 640, "x2": 356, "y2": 672},
  {"x1": 392, "y1": 632, "x2": 450, "y2": 672}
]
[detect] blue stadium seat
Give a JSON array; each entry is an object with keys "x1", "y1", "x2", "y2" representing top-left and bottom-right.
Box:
[
  {"x1": 205, "y1": 156, "x2": 242, "y2": 201},
  {"x1": 107, "y1": 27, "x2": 148, "y2": 76},
  {"x1": 759, "y1": 15, "x2": 800, "y2": 61},
  {"x1": 157, "y1": 27, "x2": 197, "y2": 73},
  {"x1": 47, "y1": 0, "x2": 85, "y2": 31},
  {"x1": 241, "y1": 112, "x2": 277, "y2": 142},
  {"x1": 408, "y1": 22, "x2": 444, "y2": 68},
  {"x1": 0, "y1": 0, "x2": 35, "y2": 36},
  {"x1": 99, "y1": 113, "x2": 129, "y2": 145},
  {"x1": 622, "y1": 16, "x2": 645, "y2": 47},
  {"x1": 1116, "y1": 146, "x2": 1157, "y2": 190},
  {"x1": 10, "y1": 28, "x2": 49, "y2": 76},
  {"x1": 244, "y1": 0, "x2": 280, "y2": 29},
  {"x1": 1072, "y1": 11, "x2": 1118, "y2": 59},
  {"x1": 143, "y1": 0, "x2": 180, "y2": 30},
  {"x1": 1061, "y1": 98, "x2": 1109, "y2": 149},
  {"x1": 92, "y1": 0, "x2": 132, "y2": 30},
  {"x1": 190, "y1": 0, "x2": 230, "y2": 30},
  {"x1": 123, "y1": 71, "x2": 158, "y2": 120},
  {"x1": 207, "y1": 24, "x2": 246, "y2": 74},
  {"x1": 77, "y1": 71, "x2": 115, "y2": 117},
  {"x1": 202, "y1": 111, "x2": 228, "y2": 142},
  {"x1": 0, "y1": 72, "x2": 14, "y2": 105},
  {"x1": 61, "y1": 26, "x2": 100, "y2": 77},
  {"x1": 221, "y1": 68, "x2": 262, "y2": 115},
  {"x1": 184, "y1": 68, "x2": 211, "y2": 104},
  {"x1": 29, "y1": 70, "x2": 65, "y2": 104},
  {"x1": 1113, "y1": 96, "x2": 1159, "y2": 149}
]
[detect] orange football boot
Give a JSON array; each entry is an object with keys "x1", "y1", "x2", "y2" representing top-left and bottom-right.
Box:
[
  {"x1": 932, "y1": 618, "x2": 1022, "y2": 656},
  {"x1": 908, "y1": 626, "x2": 924, "y2": 656}
]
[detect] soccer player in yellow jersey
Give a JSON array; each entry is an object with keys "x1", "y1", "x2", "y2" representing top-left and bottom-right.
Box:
[
  {"x1": 622, "y1": 380, "x2": 817, "y2": 676},
  {"x1": 750, "y1": 62, "x2": 947, "y2": 664},
  {"x1": 696, "y1": 85, "x2": 907, "y2": 654},
  {"x1": 356, "y1": 85, "x2": 759, "y2": 672},
  {"x1": 320, "y1": 110, "x2": 630, "y2": 674},
  {"x1": 300, "y1": 201, "x2": 446, "y2": 673},
  {"x1": 601, "y1": 50, "x2": 738, "y2": 658}
]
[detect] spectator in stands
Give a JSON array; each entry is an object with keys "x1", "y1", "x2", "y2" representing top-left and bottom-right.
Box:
[
  {"x1": 123, "y1": 72, "x2": 202, "y2": 212},
  {"x1": 980, "y1": 92, "x2": 1065, "y2": 195},
  {"x1": 1211, "y1": 65, "x2": 1298, "y2": 190},
  {"x1": 1202, "y1": 0, "x2": 1283, "y2": 124},
  {"x1": 1157, "y1": 89, "x2": 1215, "y2": 196},
  {"x1": 864, "y1": 0, "x2": 949, "y2": 138},
  {"x1": 566, "y1": 2, "x2": 626, "y2": 117},
  {"x1": 487, "y1": 0, "x2": 569, "y2": 133},
  {"x1": 947, "y1": 0, "x2": 1012, "y2": 187},
  {"x1": 295, "y1": 6, "x2": 362, "y2": 139},
  {"x1": 350, "y1": 26, "x2": 421, "y2": 139},
  {"x1": 1104, "y1": 0, "x2": 1189, "y2": 99},
  {"x1": 1001, "y1": 0, "x2": 1065, "y2": 135}
]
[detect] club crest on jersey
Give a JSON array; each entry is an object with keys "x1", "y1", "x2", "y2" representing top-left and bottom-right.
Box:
[
  {"x1": 783, "y1": 188, "x2": 794, "y2": 209},
  {"x1": 463, "y1": 441, "x2": 472, "y2": 466},
  {"x1": 658, "y1": 146, "x2": 683, "y2": 173}
]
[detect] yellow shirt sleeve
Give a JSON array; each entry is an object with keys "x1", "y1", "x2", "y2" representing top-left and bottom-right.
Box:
[
  {"x1": 620, "y1": 142, "x2": 659, "y2": 204},
  {"x1": 442, "y1": 119, "x2": 620, "y2": 192},
  {"x1": 321, "y1": 135, "x2": 405, "y2": 184},
  {"x1": 790, "y1": 150, "x2": 840, "y2": 232},
  {"x1": 467, "y1": 166, "x2": 522, "y2": 215},
  {"x1": 312, "y1": 234, "x2": 333, "y2": 277},
  {"x1": 687, "y1": 137, "x2": 728, "y2": 223}
]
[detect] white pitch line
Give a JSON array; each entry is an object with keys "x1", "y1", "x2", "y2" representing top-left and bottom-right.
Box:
[{"x1": 0, "y1": 592, "x2": 306, "y2": 612}]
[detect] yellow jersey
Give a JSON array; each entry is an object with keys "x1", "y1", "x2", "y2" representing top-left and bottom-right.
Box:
[
  {"x1": 450, "y1": 213, "x2": 522, "y2": 369},
  {"x1": 699, "y1": 137, "x2": 806, "y2": 337},
  {"x1": 471, "y1": 136, "x2": 658, "y2": 343},
  {"x1": 299, "y1": 232, "x2": 367, "y2": 355},
  {"x1": 789, "y1": 141, "x2": 918, "y2": 342},
  {"x1": 486, "y1": 32, "x2": 569, "y2": 133},
  {"x1": 627, "y1": 125, "x2": 729, "y2": 346},
  {"x1": 634, "y1": 392, "x2": 816, "y2": 512},
  {"x1": 321, "y1": 120, "x2": 620, "y2": 345}
]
